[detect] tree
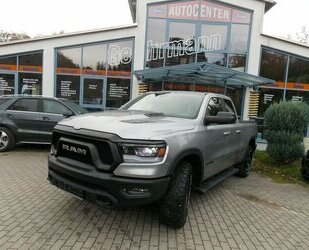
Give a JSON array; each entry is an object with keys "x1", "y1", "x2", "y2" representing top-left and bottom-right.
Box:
[
  {"x1": 0, "y1": 30, "x2": 31, "y2": 43},
  {"x1": 296, "y1": 25, "x2": 308, "y2": 45}
]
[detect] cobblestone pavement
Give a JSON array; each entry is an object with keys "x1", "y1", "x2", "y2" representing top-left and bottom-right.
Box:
[{"x1": 0, "y1": 145, "x2": 309, "y2": 250}]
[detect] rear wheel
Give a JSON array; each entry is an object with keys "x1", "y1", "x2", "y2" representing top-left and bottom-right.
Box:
[
  {"x1": 160, "y1": 161, "x2": 192, "y2": 228},
  {"x1": 0, "y1": 127, "x2": 15, "y2": 152},
  {"x1": 236, "y1": 145, "x2": 254, "y2": 178}
]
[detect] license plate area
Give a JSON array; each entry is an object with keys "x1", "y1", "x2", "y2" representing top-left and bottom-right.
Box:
[{"x1": 57, "y1": 180, "x2": 84, "y2": 200}]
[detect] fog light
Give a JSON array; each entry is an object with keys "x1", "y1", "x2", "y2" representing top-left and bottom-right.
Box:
[{"x1": 122, "y1": 187, "x2": 150, "y2": 195}]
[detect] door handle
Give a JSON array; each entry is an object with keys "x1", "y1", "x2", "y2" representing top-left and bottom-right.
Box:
[
  {"x1": 236, "y1": 130, "x2": 242, "y2": 134},
  {"x1": 6, "y1": 114, "x2": 12, "y2": 118},
  {"x1": 223, "y1": 131, "x2": 231, "y2": 136},
  {"x1": 42, "y1": 116, "x2": 50, "y2": 121}
]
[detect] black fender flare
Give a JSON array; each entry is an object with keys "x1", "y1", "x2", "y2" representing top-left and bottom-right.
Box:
[{"x1": 168, "y1": 148, "x2": 204, "y2": 184}]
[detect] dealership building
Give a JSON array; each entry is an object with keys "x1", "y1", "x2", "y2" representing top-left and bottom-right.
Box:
[{"x1": 0, "y1": 0, "x2": 308, "y2": 119}]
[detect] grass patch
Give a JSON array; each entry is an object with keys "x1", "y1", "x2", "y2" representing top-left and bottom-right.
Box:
[{"x1": 253, "y1": 150, "x2": 309, "y2": 186}]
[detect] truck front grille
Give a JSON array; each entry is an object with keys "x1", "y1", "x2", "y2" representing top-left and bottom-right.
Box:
[
  {"x1": 57, "y1": 140, "x2": 93, "y2": 165},
  {"x1": 52, "y1": 131, "x2": 119, "y2": 171}
]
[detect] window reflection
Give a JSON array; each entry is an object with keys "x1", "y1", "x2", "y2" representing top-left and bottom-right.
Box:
[
  {"x1": 0, "y1": 56, "x2": 17, "y2": 71},
  {"x1": 166, "y1": 22, "x2": 196, "y2": 66},
  {"x1": 146, "y1": 1, "x2": 253, "y2": 70},
  {"x1": 57, "y1": 48, "x2": 81, "y2": 74},
  {"x1": 0, "y1": 52, "x2": 43, "y2": 96},
  {"x1": 146, "y1": 19, "x2": 167, "y2": 68},
  {"x1": 19, "y1": 53, "x2": 43, "y2": 67},
  {"x1": 107, "y1": 40, "x2": 133, "y2": 77},
  {"x1": 260, "y1": 49, "x2": 287, "y2": 88},
  {"x1": 19, "y1": 53, "x2": 43, "y2": 72},
  {"x1": 228, "y1": 54, "x2": 246, "y2": 72},
  {"x1": 55, "y1": 39, "x2": 133, "y2": 109},
  {"x1": 83, "y1": 44, "x2": 107, "y2": 76},
  {"x1": 201, "y1": 25, "x2": 228, "y2": 51},
  {"x1": 197, "y1": 53, "x2": 227, "y2": 66},
  {"x1": 287, "y1": 57, "x2": 309, "y2": 89},
  {"x1": 230, "y1": 24, "x2": 249, "y2": 54}
]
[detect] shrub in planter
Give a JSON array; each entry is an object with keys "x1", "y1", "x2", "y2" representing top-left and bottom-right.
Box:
[{"x1": 264, "y1": 101, "x2": 309, "y2": 164}]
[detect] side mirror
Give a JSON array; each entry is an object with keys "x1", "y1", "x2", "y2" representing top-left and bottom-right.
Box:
[
  {"x1": 205, "y1": 111, "x2": 236, "y2": 125},
  {"x1": 63, "y1": 111, "x2": 74, "y2": 117}
]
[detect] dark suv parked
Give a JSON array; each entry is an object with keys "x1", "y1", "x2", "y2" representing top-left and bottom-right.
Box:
[{"x1": 0, "y1": 95, "x2": 88, "y2": 152}]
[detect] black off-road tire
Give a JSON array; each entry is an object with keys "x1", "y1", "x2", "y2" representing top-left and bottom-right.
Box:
[
  {"x1": 0, "y1": 127, "x2": 15, "y2": 152},
  {"x1": 160, "y1": 161, "x2": 192, "y2": 228},
  {"x1": 236, "y1": 145, "x2": 254, "y2": 178}
]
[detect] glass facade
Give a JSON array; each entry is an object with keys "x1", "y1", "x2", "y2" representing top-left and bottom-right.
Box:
[
  {"x1": 258, "y1": 47, "x2": 309, "y2": 117},
  {"x1": 0, "y1": 52, "x2": 43, "y2": 95},
  {"x1": 145, "y1": 0, "x2": 252, "y2": 116},
  {"x1": 55, "y1": 38, "x2": 134, "y2": 109},
  {"x1": 146, "y1": 0, "x2": 252, "y2": 71}
]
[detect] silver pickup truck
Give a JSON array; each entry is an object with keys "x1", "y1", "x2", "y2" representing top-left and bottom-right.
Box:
[{"x1": 48, "y1": 91, "x2": 257, "y2": 228}]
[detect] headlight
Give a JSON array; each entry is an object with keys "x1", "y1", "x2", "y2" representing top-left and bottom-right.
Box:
[{"x1": 119, "y1": 143, "x2": 167, "y2": 163}]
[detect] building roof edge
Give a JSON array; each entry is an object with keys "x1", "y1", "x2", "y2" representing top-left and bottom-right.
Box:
[
  {"x1": 0, "y1": 23, "x2": 137, "y2": 47},
  {"x1": 261, "y1": 33, "x2": 309, "y2": 48}
]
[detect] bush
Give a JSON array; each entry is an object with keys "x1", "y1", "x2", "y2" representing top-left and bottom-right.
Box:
[{"x1": 264, "y1": 101, "x2": 309, "y2": 164}]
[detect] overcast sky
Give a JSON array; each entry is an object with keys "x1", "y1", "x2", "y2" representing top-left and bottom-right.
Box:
[
  {"x1": 0, "y1": 0, "x2": 308, "y2": 42},
  {"x1": 263, "y1": 0, "x2": 308, "y2": 40}
]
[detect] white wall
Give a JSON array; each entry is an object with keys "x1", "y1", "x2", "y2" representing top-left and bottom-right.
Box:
[{"x1": 261, "y1": 34, "x2": 309, "y2": 58}]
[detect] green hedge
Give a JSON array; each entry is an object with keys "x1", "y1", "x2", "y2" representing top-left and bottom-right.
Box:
[{"x1": 264, "y1": 101, "x2": 309, "y2": 164}]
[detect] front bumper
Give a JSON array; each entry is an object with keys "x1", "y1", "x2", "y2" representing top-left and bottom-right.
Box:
[{"x1": 48, "y1": 154, "x2": 170, "y2": 208}]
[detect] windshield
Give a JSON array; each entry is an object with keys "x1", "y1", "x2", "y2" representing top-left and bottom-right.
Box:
[
  {"x1": 62, "y1": 100, "x2": 88, "y2": 114},
  {"x1": 121, "y1": 92, "x2": 204, "y2": 119}
]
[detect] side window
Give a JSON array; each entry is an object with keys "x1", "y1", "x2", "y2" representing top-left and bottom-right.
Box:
[
  {"x1": 9, "y1": 98, "x2": 39, "y2": 112},
  {"x1": 43, "y1": 100, "x2": 71, "y2": 115},
  {"x1": 206, "y1": 97, "x2": 224, "y2": 116},
  {"x1": 223, "y1": 99, "x2": 236, "y2": 114}
]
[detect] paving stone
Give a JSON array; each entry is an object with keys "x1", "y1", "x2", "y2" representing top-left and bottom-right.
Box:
[{"x1": 0, "y1": 145, "x2": 309, "y2": 249}]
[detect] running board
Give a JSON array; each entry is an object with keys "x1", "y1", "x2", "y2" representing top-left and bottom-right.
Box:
[{"x1": 194, "y1": 167, "x2": 239, "y2": 194}]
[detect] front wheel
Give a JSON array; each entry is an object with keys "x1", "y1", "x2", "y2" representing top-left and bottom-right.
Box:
[
  {"x1": 160, "y1": 161, "x2": 192, "y2": 228},
  {"x1": 236, "y1": 145, "x2": 254, "y2": 178},
  {"x1": 0, "y1": 127, "x2": 15, "y2": 152}
]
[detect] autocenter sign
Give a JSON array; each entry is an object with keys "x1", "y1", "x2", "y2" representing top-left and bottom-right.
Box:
[
  {"x1": 148, "y1": 0, "x2": 251, "y2": 24},
  {"x1": 169, "y1": 1, "x2": 231, "y2": 22}
]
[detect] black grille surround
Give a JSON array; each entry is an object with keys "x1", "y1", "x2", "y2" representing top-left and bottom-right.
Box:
[{"x1": 51, "y1": 125, "x2": 123, "y2": 172}]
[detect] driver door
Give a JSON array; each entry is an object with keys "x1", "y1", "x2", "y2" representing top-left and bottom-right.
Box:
[{"x1": 201, "y1": 97, "x2": 236, "y2": 179}]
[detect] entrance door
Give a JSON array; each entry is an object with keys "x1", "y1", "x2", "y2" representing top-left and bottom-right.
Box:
[{"x1": 82, "y1": 77, "x2": 105, "y2": 109}]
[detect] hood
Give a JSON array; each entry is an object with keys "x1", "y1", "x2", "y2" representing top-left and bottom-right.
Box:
[{"x1": 58, "y1": 110, "x2": 195, "y2": 140}]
